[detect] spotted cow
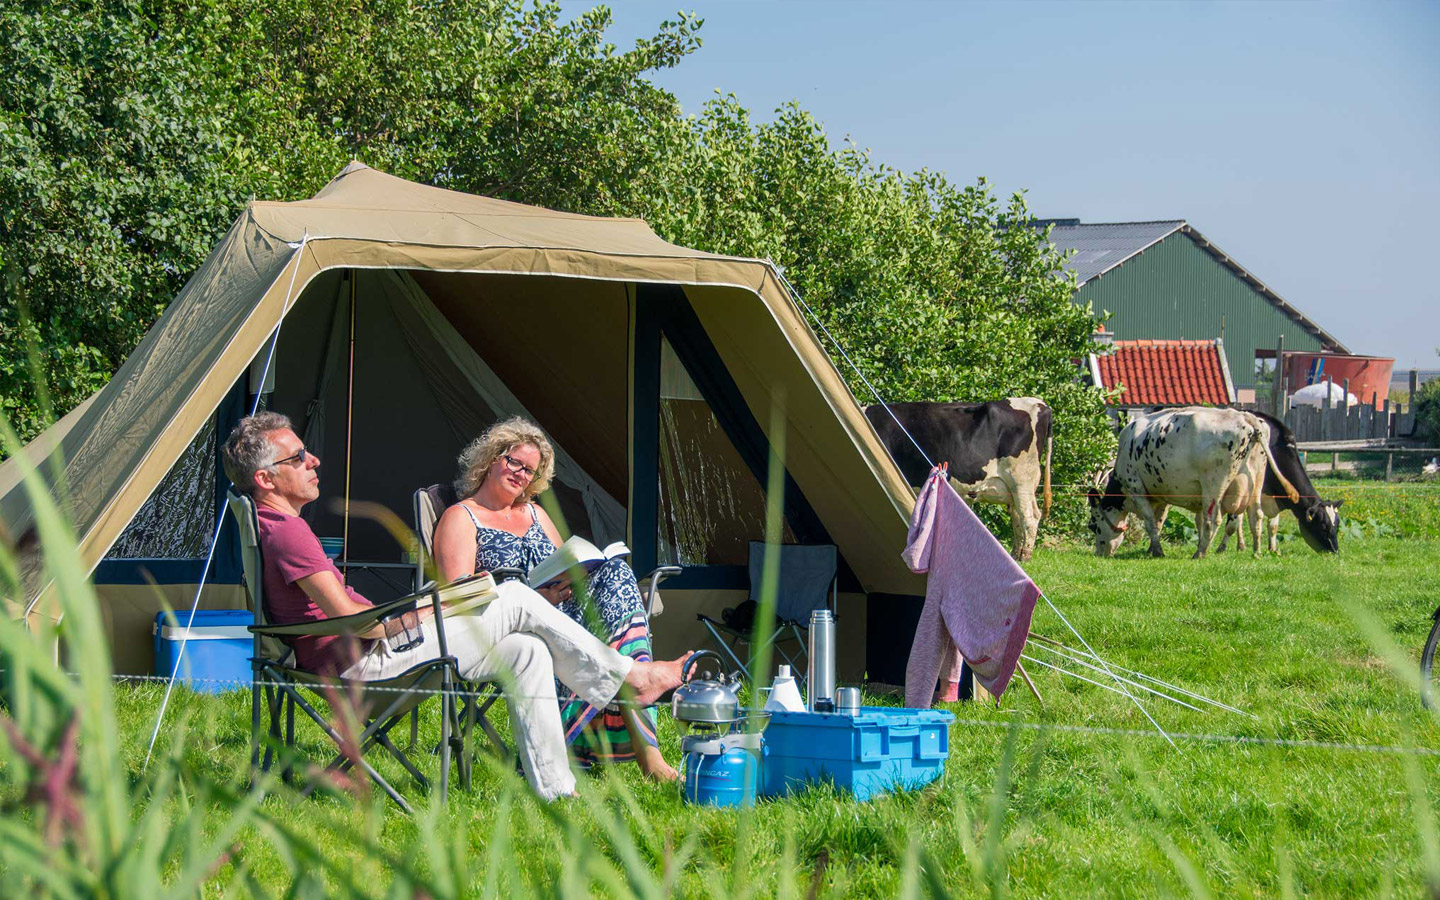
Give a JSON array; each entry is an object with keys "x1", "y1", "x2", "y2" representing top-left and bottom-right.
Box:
[
  {"x1": 1089, "y1": 407, "x2": 1299, "y2": 559},
  {"x1": 865, "y1": 398, "x2": 1052, "y2": 561}
]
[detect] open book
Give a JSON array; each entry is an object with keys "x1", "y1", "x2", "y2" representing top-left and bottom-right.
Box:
[{"x1": 529, "y1": 536, "x2": 630, "y2": 588}]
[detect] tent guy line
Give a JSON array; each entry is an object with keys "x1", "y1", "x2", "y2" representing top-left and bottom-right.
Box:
[
  {"x1": 1019, "y1": 654, "x2": 1204, "y2": 712},
  {"x1": 144, "y1": 232, "x2": 313, "y2": 769},
  {"x1": 771, "y1": 264, "x2": 936, "y2": 472},
  {"x1": 1027, "y1": 637, "x2": 1254, "y2": 718}
]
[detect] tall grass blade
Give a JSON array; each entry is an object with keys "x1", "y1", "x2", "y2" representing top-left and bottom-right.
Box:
[
  {"x1": 1402, "y1": 753, "x2": 1440, "y2": 897},
  {"x1": 1157, "y1": 834, "x2": 1216, "y2": 900},
  {"x1": 749, "y1": 389, "x2": 789, "y2": 693}
]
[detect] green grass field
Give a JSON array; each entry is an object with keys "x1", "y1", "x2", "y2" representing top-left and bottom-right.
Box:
[{"x1": 90, "y1": 489, "x2": 1440, "y2": 899}]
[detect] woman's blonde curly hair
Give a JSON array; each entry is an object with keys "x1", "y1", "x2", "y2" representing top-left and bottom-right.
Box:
[{"x1": 454, "y1": 417, "x2": 556, "y2": 504}]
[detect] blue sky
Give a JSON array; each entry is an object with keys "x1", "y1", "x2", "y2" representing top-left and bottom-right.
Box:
[{"x1": 566, "y1": 0, "x2": 1438, "y2": 370}]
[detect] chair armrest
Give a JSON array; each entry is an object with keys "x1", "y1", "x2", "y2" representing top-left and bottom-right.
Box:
[
  {"x1": 640, "y1": 566, "x2": 682, "y2": 617},
  {"x1": 249, "y1": 595, "x2": 420, "y2": 638},
  {"x1": 491, "y1": 567, "x2": 528, "y2": 585},
  {"x1": 645, "y1": 565, "x2": 683, "y2": 582}
]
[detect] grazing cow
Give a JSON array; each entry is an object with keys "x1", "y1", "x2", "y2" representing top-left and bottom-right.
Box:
[
  {"x1": 1088, "y1": 407, "x2": 1299, "y2": 559},
  {"x1": 865, "y1": 398, "x2": 1052, "y2": 561},
  {"x1": 1217, "y1": 411, "x2": 1342, "y2": 554}
]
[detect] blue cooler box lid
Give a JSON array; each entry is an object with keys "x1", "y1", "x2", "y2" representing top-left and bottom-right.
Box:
[
  {"x1": 153, "y1": 609, "x2": 254, "y2": 639},
  {"x1": 767, "y1": 707, "x2": 954, "y2": 729},
  {"x1": 764, "y1": 707, "x2": 955, "y2": 762}
]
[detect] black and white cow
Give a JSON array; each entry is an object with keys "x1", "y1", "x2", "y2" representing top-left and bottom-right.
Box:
[
  {"x1": 1089, "y1": 406, "x2": 1299, "y2": 559},
  {"x1": 1217, "y1": 410, "x2": 1342, "y2": 554},
  {"x1": 865, "y1": 398, "x2": 1052, "y2": 561}
]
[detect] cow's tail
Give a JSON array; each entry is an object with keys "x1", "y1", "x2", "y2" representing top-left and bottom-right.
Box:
[
  {"x1": 1244, "y1": 412, "x2": 1299, "y2": 504},
  {"x1": 1041, "y1": 407, "x2": 1053, "y2": 520}
]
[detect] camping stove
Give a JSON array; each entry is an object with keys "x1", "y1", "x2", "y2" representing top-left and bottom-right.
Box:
[{"x1": 671, "y1": 650, "x2": 768, "y2": 807}]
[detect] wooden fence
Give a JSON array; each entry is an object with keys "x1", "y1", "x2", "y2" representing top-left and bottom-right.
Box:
[
  {"x1": 1277, "y1": 369, "x2": 1419, "y2": 444},
  {"x1": 1283, "y1": 399, "x2": 1416, "y2": 443}
]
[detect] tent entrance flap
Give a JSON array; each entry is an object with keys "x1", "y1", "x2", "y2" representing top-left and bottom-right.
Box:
[
  {"x1": 629, "y1": 282, "x2": 854, "y2": 591},
  {"x1": 268, "y1": 269, "x2": 626, "y2": 566}
]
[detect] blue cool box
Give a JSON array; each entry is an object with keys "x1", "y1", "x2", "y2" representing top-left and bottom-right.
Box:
[
  {"x1": 762, "y1": 707, "x2": 955, "y2": 801},
  {"x1": 152, "y1": 610, "x2": 254, "y2": 694}
]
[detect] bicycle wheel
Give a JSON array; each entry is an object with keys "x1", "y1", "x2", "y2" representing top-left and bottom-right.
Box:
[{"x1": 1423, "y1": 609, "x2": 1440, "y2": 708}]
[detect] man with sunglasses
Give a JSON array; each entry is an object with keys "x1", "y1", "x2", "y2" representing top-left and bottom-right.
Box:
[{"x1": 221, "y1": 412, "x2": 687, "y2": 800}]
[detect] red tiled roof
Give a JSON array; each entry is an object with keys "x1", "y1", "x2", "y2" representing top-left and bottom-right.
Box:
[{"x1": 1093, "y1": 339, "x2": 1233, "y2": 407}]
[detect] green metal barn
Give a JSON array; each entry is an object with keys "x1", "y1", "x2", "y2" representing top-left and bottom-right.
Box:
[{"x1": 1044, "y1": 220, "x2": 1347, "y2": 399}]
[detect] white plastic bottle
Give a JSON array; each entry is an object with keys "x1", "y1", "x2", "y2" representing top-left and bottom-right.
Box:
[{"x1": 764, "y1": 665, "x2": 805, "y2": 713}]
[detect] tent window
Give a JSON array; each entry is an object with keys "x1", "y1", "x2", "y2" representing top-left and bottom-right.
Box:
[
  {"x1": 656, "y1": 335, "x2": 795, "y2": 566},
  {"x1": 106, "y1": 415, "x2": 218, "y2": 559}
]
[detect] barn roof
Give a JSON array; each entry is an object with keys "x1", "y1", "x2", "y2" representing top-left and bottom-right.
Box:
[
  {"x1": 1089, "y1": 338, "x2": 1236, "y2": 407},
  {"x1": 1036, "y1": 219, "x2": 1185, "y2": 284},
  {"x1": 1041, "y1": 219, "x2": 1348, "y2": 353}
]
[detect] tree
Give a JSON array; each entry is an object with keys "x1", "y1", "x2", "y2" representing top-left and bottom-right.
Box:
[
  {"x1": 1414, "y1": 372, "x2": 1440, "y2": 445},
  {"x1": 2, "y1": 0, "x2": 1112, "y2": 534}
]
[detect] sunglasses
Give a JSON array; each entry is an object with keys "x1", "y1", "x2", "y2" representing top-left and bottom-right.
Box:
[
  {"x1": 270, "y1": 447, "x2": 310, "y2": 468},
  {"x1": 501, "y1": 454, "x2": 538, "y2": 480}
]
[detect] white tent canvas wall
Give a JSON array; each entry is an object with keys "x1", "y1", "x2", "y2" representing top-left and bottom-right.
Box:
[{"x1": 2, "y1": 163, "x2": 927, "y2": 679}]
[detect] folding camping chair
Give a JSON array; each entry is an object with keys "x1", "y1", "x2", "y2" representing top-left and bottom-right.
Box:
[
  {"x1": 412, "y1": 483, "x2": 510, "y2": 760},
  {"x1": 697, "y1": 542, "x2": 838, "y2": 688},
  {"x1": 228, "y1": 491, "x2": 469, "y2": 815},
  {"x1": 413, "y1": 483, "x2": 680, "y2": 762}
]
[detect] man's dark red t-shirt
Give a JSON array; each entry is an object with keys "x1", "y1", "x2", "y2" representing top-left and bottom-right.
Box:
[{"x1": 256, "y1": 507, "x2": 375, "y2": 675}]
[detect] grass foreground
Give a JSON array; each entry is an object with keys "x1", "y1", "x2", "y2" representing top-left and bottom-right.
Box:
[
  {"x1": 2, "y1": 470, "x2": 1437, "y2": 898},
  {"x1": 94, "y1": 517, "x2": 1440, "y2": 899}
]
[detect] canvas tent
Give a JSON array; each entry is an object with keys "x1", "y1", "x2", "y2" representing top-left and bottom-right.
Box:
[{"x1": 1, "y1": 163, "x2": 927, "y2": 679}]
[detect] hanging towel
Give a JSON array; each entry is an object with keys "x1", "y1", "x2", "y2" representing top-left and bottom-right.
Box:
[{"x1": 903, "y1": 465, "x2": 1038, "y2": 705}]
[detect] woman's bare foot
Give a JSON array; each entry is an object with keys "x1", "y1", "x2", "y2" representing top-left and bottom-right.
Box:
[
  {"x1": 636, "y1": 744, "x2": 678, "y2": 782},
  {"x1": 623, "y1": 653, "x2": 692, "y2": 707}
]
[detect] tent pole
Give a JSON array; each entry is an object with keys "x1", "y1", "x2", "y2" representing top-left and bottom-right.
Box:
[{"x1": 342, "y1": 272, "x2": 356, "y2": 564}]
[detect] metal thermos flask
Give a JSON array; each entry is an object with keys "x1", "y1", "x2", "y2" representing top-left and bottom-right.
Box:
[{"x1": 807, "y1": 609, "x2": 836, "y2": 712}]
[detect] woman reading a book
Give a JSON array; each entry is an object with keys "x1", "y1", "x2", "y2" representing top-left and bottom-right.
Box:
[{"x1": 433, "y1": 417, "x2": 678, "y2": 781}]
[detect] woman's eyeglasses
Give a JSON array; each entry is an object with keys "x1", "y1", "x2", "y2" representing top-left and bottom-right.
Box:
[
  {"x1": 501, "y1": 454, "x2": 537, "y2": 480},
  {"x1": 270, "y1": 447, "x2": 310, "y2": 468}
]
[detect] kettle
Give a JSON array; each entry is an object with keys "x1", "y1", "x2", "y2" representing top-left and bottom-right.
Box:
[
  {"x1": 671, "y1": 650, "x2": 768, "y2": 807},
  {"x1": 671, "y1": 650, "x2": 742, "y2": 730}
]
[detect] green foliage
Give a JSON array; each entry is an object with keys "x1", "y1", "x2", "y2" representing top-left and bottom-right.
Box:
[
  {"x1": 0, "y1": 0, "x2": 1113, "y2": 535},
  {"x1": 1341, "y1": 515, "x2": 1397, "y2": 541},
  {"x1": 1312, "y1": 476, "x2": 1440, "y2": 540},
  {"x1": 1412, "y1": 376, "x2": 1440, "y2": 444},
  {"x1": 0, "y1": 1, "x2": 245, "y2": 439},
  {"x1": 1161, "y1": 509, "x2": 1198, "y2": 545}
]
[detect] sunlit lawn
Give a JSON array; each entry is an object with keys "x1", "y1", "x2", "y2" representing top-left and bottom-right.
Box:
[{"x1": 110, "y1": 486, "x2": 1440, "y2": 897}]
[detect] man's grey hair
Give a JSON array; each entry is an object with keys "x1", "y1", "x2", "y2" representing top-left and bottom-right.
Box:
[{"x1": 222, "y1": 411, "x2": 294, "y2": 494}]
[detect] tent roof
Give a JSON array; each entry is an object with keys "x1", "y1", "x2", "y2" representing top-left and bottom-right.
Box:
[
  {"x1": 252, "y1": 161, "x2": 715, "y2": 258},
  {"x1": 3, "y1": 163, "x2": 920, "y2": 616}
]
